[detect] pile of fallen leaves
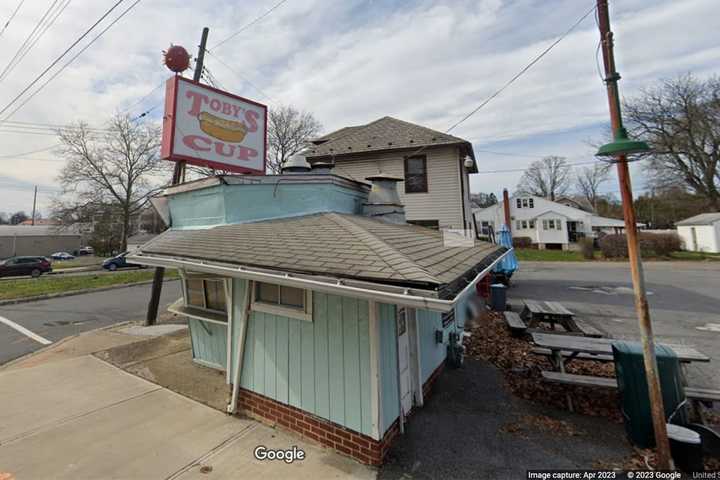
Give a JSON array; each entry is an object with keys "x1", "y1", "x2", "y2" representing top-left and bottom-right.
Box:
[
  {"x1": 464, "y1": 310, "x2": 622, "y2": 421},
  {"x1": 500, "y1": 414, "x2": 583, "y2": 439}
]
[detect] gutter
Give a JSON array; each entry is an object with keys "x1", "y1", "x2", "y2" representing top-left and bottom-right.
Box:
[{"x1": 127, "y1": 249, "x2": 513, "y2": 313}]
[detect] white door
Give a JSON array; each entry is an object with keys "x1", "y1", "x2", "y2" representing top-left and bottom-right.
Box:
[{"x1": 397, "y1": 308, "x2": 412, "y2": 415}]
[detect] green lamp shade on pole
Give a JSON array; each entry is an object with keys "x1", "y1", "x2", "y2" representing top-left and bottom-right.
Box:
[{"x1": 596, "y1": 127, "x2": 651, "y2": 160}]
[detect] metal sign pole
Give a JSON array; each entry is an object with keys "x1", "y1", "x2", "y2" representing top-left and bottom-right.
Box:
[{"x1": 145, "y1": 27, "x2": 209, "y2": 325}]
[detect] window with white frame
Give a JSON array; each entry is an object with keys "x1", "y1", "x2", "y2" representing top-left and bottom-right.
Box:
[
  {"x1": 251, "y1": 281, "x2": 312, "y2": 321},
  {"x1": 185, "y1": 278, "x2": 228, "y2": 314},
  {"x1": 542, "y1": 219, "x2": 562, "y2": 230},
  {"x1": 516, "y1": 198, "x2": 535, "y2": 209},
  {"x1": 516, "y1": 220, "x2": 522, "y2": 230},
  {"x1": 529, "y1": 220, "x2": 536, "y2": 229},
  {"x1": 516, "y1": 198, "x2": 522, "y2": 209}
]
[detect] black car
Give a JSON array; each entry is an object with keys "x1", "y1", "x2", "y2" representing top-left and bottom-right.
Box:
[
  {"x1": 0, "y1": 256, "x2": 52, "y2": 278},
  {"x1": 102, "y1": 252, "x2": 145, "y2": 271}
]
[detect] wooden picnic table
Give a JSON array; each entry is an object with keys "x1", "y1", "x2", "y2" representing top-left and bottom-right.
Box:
[
  {"x1": 531, "y1": 332, "x2": 710, "y2": 364},
  {"x1": 521, "y1": 300, "x2": 583, "y2": 332},
  {"x1": 532, "y1": 331, "x2": 712, "y2": 413}
]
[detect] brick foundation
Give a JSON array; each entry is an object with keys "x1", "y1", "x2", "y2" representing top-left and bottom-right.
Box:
[{"x1": 236, "y1": 360, "x2": 446, "y2": 466}]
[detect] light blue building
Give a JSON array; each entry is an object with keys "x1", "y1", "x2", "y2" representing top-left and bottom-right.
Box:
[{"x1": 129, "y1": 168, "x2": 508, "y2": 464}]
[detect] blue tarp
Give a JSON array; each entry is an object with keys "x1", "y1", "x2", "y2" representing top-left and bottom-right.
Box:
[{"x1": 493, "y1": 224, "x2": 519, "y2": 276}]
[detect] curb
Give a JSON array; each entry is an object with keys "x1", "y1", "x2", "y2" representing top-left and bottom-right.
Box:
[
  {"x1": 0, "y1": 320, "x2": 135, "y2": 371},
  {"x1": 0, "y1": 278, "x2": 179, "y2": 307}
]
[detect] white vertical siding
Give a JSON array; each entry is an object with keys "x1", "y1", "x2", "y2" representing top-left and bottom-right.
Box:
[{"x1": 330, "y1": 147, "x2": 466, "y2": 229}]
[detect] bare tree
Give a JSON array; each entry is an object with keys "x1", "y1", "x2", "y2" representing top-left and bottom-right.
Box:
[
  {"x1": 55, "y1": 113, "x2": 166, "y2": 251},
  {"x1": 267, "y1": 105, "x2": 322, "y2": 173},
  {"x1": 575, "y1": 163, "x2": 612, "y2": 211},
  {"x1": 624, "y1": 74, "x2": 720, "y2": 210},
  {"x1": 516, "y1": 156, "x2": 571, "y2": 201}
]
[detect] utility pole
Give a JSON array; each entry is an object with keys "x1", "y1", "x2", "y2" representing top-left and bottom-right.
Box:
[
  {"x1": 31, "y1": 185, "x2": 37, "y2": 226},
  {"x1": 595, "y1": 0, "x2": 672, "y2": 469},
  {"x1": 146, "y1": 27, "x2": 209, "y2": 326}
]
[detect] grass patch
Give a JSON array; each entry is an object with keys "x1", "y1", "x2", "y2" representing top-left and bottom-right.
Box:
[
  {"x1": 0, "y1": 269, "x2": 179, "y2": 301},
  {"x1": 52, "y1": 256, "x2": 106, "y2": 270},
  {"x1": 514, "y1": 248, "x2": 589, "y2": 261},
  {"x1": 667, "y1": 251, "x2": 720, "y2": 261}
]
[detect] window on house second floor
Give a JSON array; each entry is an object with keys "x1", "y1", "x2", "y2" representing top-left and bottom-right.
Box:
[
  {"x1": 516, "y1": 198, "x2": 535, "y2": 209},
  {"x1": 404, "y1": 155, "x2": 428, "y2": 193}
]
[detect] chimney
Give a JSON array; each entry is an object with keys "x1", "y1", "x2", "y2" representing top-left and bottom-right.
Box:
[
  {"x1": 281, "y1": 153, "x2": 311, "y2": 174},
  {"x1": 502, "y1": 188, "x2": 512, "y2": 232},
  {"x1": 363, "y1": 174, "x2": 406, "y2": 224}
]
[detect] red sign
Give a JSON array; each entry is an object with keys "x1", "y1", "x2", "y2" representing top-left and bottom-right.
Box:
[{"x1": 161, "y1": 76, "x2": 267, "y2": 174}]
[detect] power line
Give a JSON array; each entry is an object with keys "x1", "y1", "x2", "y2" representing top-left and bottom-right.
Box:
[
  {"x1": 211, "y1": 0, "x2": 289, "y2": 51},
  {"x1": 444, "y1": 3, "x2": 598, "y2": 134},
  {"x1": 476, "y1": 160, "x2": 597, "y2": 174},
  {"x1": 0, "y1": 0, "x2": 143, "y2": 124},
  {"x1": 0, "y1": 0, "x2": 26, "y2": 38},
  {"x1": 0, "y1": 144, "x2": 59, "y2": 159},
  {"x1": 0, "y1": 0, "x2": 72, "y2": 83},
  {"x1": 205, "y1": 50, "x2": 277, "y2": 103},
  {"x1": 0, "y1": 0, "x2": 128, "y2": 123}
]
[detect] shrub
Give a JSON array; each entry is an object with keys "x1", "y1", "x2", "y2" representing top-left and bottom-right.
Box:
[
  {"x1": 648, "y1": 233, "x2": 682, "y2": 256},
  {"x1": 578, "y1": 237, "x2": 595, "y2": 260},
  {"x1": 512, "y1": 236, "x2": 533, "y2": 249},
  {"x1": 598, "y1": 232, "x2": 682, "y2": 258}
]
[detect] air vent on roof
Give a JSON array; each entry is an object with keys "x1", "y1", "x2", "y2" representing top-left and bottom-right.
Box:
[
  {"x1": 281, "y1": 153, "x2": 311, "y2": 174},
  {"x1": 310, "y1": 162, "x2": 334, "y2": 174},
  {"x1": 363, "y1": 174, "x2": 406, "y2": 224}
]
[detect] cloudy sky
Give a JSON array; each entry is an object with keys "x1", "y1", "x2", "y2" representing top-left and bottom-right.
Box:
[{"x1": 0, "y1": 0, "x2": 718, "y2": 216}]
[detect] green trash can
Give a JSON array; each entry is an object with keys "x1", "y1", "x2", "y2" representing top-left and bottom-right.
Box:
[{"x1": 612, "y1": 341, "x2": 687, "y2": 448}]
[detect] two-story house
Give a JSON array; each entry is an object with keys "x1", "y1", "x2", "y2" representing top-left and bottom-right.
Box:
[
  {"x1": 305, "y1": 116, "x2": 477, "y2": 232},
  {"x1": 473, "y1": 194, "x2": 628, "y2": 250}
]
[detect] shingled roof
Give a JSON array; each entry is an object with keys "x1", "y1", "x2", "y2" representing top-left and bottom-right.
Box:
[
  {"x1": 306, "y1": 116, "x2": 473, "y2": 159},
  {"x1": 138, "y1": 212, "x2": 504, "y2": 293}
]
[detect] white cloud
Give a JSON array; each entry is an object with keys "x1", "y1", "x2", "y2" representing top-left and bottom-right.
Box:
[{"x1": 0, "y1": 0, "x2": 717, "y2": 215}]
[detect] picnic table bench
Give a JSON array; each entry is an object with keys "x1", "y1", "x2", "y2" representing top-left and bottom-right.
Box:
[
  {"x1": 503, "y1": 311, "x2": 527, "y2": 336},
  {"x1": 532, "y1": 331, "x2": 712, "y2": 412}
]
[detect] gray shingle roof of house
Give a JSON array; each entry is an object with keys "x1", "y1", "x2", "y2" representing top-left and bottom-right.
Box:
[
  {"x1": 138, "y1": 213, "x2": 504, "y2": 290},
  {"x1": 676, "y1": 212, "x2": 720, "y2": 226},
  {"x1": 306, "y1": 116, "x2": 471, "y2": 159}
]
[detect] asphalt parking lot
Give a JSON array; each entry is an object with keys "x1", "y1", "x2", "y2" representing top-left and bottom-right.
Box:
[{"x1": 510, "y1": 261, "x2": 720, "y2": 390}]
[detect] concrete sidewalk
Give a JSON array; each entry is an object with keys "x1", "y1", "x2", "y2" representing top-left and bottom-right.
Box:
[{"x1": 0, "y1": 349, "x2": 374, "y2": 479}]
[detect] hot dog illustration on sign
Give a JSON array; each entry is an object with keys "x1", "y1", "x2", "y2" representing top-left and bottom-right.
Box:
[{"x1": 162, "y1": 77, "x2": 267, "y2": 174}]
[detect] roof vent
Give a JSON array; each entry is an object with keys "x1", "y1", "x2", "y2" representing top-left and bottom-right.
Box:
[
  {"x1": 310, "y1": 161, "x2": 334, "y2": 174},
  {"x1": 363, "y1": 174, "x2": 406, "y2": 224},
  {"x1": 281, "y1": 153, "x2": 311, "y2": 174}
]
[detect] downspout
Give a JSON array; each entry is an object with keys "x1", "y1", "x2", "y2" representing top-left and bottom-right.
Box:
[
  {"x1": 458, "y1": 150, "x2": 468, "y2": 230},
  {"x1": 394, "y1": 311, "x2": 405, "y2": 435},
  {"x1": 227, "y1": 280, "x2": 253, "y2": 414}
]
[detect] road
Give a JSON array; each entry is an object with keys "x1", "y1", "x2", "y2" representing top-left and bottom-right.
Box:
[
  {"x1": 511, "y1": 261, "x2": 720, "y2": 389},
  {"x1": 0, "y1": 280, "x2": 181, "y2": 365}
]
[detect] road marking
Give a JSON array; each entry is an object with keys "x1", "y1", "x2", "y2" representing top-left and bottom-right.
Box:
[{"x1": 0, "y1": 315, "x2": 52, "y2": 345}]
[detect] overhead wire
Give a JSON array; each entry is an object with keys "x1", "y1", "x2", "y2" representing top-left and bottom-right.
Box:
[
  {"x1": 0, "y1": 0, "x2": 143, "y2": 124},
  {"x1": 0, "y1": 0, "x2": 26, "y2": 38},
  {"x1": 210, "y1": 0, "x2": 289, "y2": 51},
  {"x1": 0, "y1": 0, "x2": 128, "y2": 123},
  {"x1": 0, "y1": 0, "x2": 72, "y2": 83}
]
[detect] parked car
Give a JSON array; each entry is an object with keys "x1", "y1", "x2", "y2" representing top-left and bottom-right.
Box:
[
  {"x1": 0, "y1": 256, "x2": 52, "y2": 278},
  {"x1": 51, "y1": 252, "x2": 75, "y2": 260},
  {"x1": 102, "y1": 252, "x2": 145, "y2": 271},
  {"x1": 78, "y1": 246, "x2": 94, "y2": 256}
]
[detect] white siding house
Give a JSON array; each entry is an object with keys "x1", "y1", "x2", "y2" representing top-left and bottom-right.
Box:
[
  {"x1": 306, "y1": 117, "x2": 476, "y2": 232},
  {"x1": 473, "y1": 195, "x2": 627, "y2": 250},
  {"x1": 676, "y1": 213, "x2": 720, "y2": 253}
]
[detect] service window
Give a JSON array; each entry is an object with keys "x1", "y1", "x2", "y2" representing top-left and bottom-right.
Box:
[
  {"x1": 185, "y1": 278, "x2": 227, "y2": 313},
  {"x1": 404, "y1": 155, "x2": 428, "y2": 193},
  {"x1": 252, "y1": 281, "x2": 312, "y2": 321}
]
